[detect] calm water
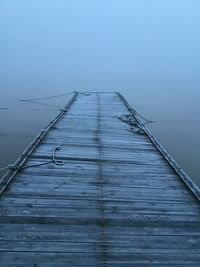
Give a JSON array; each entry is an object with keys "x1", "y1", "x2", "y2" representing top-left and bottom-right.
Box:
[{"x1": 0, "y1": 1, "x2": 200, "y2": 187}]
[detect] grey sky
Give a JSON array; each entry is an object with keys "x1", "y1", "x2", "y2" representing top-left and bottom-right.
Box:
[{"x1": 0, "y1": 0, "x2": 200, "y2": 96}]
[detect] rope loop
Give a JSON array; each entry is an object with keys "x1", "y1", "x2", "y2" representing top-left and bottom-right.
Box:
[{"x1": 52, "y1": 145, "x2": 65, "y2": 165}]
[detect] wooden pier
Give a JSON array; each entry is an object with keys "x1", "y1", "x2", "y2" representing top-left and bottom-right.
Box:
[{"x1": 0, "y1": 92, "x2": 200, "y2": 266}]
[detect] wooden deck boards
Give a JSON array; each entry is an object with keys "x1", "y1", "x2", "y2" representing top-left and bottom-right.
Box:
[{"x1": 0, "y1": 92, "x2": 200, "y2": 266}]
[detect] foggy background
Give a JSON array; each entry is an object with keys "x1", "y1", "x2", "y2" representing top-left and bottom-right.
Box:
[{"x1": 0, "y1": 0, "x2": 200, "y2": 186}]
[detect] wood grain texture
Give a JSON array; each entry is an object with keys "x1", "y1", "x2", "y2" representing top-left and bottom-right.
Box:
[{"x1": 0, "y1": 92, "x2": 200, "y2": 266}]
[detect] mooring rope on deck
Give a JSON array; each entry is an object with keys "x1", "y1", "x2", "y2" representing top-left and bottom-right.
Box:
[
  {"x1": 119, "y1": 114, "x2": 146, "y2": 134},
  {"x1": 0, "y1": 144, "x2": 64, "y2": 172}
]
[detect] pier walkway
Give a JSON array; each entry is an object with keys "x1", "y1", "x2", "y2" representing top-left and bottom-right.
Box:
[{"x1": 0, "y1": 92, "x2": 200, "y2": 266}]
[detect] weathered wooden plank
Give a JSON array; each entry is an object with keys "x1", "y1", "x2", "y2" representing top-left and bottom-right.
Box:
[
  {"x1": 3, "y1": 184, "x2": 195, "y2": 202},
  {"x1": 1, "y1": 226, "x2": 200, "y2": 246},
  {"x1": 0, "y1": 252, "x2": 102, "y2": 265},
  {"x1": 1, "y1": 264, "x2": 198, "y2": 267},
  {"x1": 19, "y1": 167, "x2": 177, "y2": 179},
  {"x1": 0, "y1": 241, "x2": 100, "y2": 252},
  {"x1": 1, "y1": 222, "x2": 200, "y2": 237},
  {"x1": 105, "y1": 253, "x2": 200, "y2": 264},
  {"x1": 10, "y1": 178, "x2": 189, "y2": 192},
  {"x1": 5, "y1": 182, "x2": 189, "y2": 195},
  {"x1": 1, "y1": 210, "x2": 200, "y2": 223},
  {"x1": 1, "y1": 197, "x2": 198, "y2": 211},
  {"x1": 1, "y1": 204, "x2": 199, "y2": 218},
  {"x1": 1, "y1": 241, "x2": 200, "y2": 255},
  {"x1": 12, "y1": 172, "x2": 180, "y2": 182},
  {"x1": 0, "y1": 204, "x2": 199, "y2": 218},
  {"x1": 0, "y1": 216, "x2": 199, "y2": 228}
]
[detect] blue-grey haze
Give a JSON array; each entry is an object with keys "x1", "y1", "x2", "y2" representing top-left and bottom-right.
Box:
[{"x1": 0, "y1": 0, "x2": 200, "y2": 186}]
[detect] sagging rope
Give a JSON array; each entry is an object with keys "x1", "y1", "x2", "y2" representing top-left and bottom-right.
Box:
[
  {"x1": 0, "y1": 145, "x2": 64, "y2": 172},
  {"x1": 19, "y1": 91, "x2": 77, "y2": 102},
  {"x1": 129, "y1": 108, "x2": 155, "y2": 124}
]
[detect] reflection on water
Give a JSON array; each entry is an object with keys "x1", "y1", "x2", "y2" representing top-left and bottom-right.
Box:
[{"x1": 0, "y1": 90, "x2": 200, "y2": 188}]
